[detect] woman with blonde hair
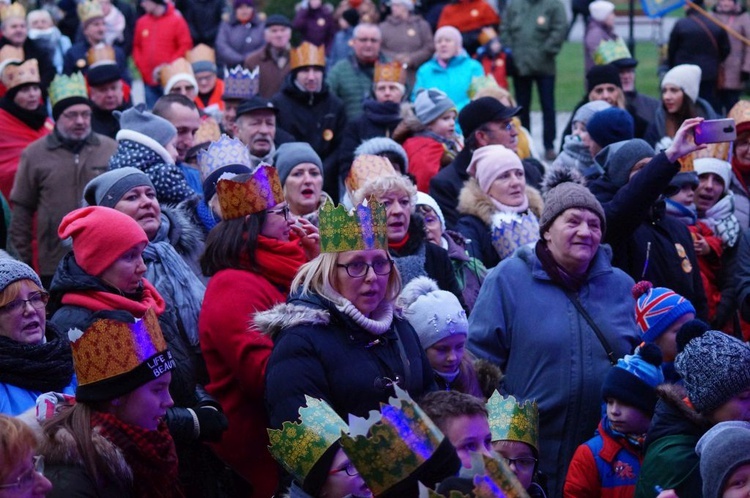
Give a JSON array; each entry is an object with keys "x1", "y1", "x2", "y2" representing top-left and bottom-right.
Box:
[{"x1": 0, "y1": 414, "x2": 52, "y2": 497}]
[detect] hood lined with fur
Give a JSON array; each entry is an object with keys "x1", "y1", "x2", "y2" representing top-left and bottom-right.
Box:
[{"x1": 457, "y1": 178, "x2": 543, "y2": 226}]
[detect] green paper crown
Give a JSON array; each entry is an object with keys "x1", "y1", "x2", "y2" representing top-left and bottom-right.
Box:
[
  {"x1": 318, "y1": 198, "x2": 388, "y2": 253},
  {"x1": 267, "y1": 396, "x2": 348, "y2": 484},
  {"x1": 340, "y1": 385, "x2": 444, "y2": 496},
  {"x1": 594, "y1": 38, "x2": 632, "y2": 66},
  {"x1": 487, "y1": 392, "x2": 539, "y2": 454},
  {"x1": 49, "y1": 72, "x2": 88, "y2": 107},
  {"x1": 418, "y1": 453, "x2": 530, "y2": 498}
]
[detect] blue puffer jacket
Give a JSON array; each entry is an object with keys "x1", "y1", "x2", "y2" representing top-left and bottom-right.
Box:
[
  {"x1": 413, "y1": 51, "x2": 484, "y2": 114},
  {"x1": 468, "y1": 244, "x2": 640, "y2": 498}
]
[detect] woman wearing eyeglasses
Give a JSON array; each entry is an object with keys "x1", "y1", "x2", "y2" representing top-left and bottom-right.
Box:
[
  {"x1": 198, "y1": 166, "x2": 319, "y2": 497},
  {"x1": 260, "y1": 197, "x2": 435, "y2": 432},
  {"x1": 0, "y1": 259, "x2": 75, "y2": 416},
  {"x1": 0, "y1": 415, "x2": 52, "y2": 497}
]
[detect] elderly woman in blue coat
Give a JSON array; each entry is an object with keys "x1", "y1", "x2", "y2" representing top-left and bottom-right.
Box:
[{"x1": 467, "y1": 178, "x2": 641, "y2": 498}]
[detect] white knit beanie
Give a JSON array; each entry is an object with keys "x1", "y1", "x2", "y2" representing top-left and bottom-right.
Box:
[
  {"x1": 416, "y1": 192, "x2": 445, "y2": 231},
  {"x1": 398, "y1": 277, "x2": 468, "y2": 349},
  {"x1": 694, "y1": 157, "x2": 732, "y2": 189},
  {"x1": 589, "y1": 0, "x2": 615, "y2": 22},
  {"x1": 661, "y1": 64, "x2": 702, "y2": 104}
]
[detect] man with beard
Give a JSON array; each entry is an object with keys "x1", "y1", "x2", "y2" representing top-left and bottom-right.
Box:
[
  {"x1": 10, "y1": 72, "x2": 117, "y2": 287},
  {"x1": 0, "y1": 2, "x2": 55, "y2": 96},
  {"x1": 87, "y1": 59, "x2": 130, "y2": 139}
]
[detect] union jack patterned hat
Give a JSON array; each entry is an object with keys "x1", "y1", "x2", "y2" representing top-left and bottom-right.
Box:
[{"x1": 633, "y1": 281, "x2": 696, "y2": 343}]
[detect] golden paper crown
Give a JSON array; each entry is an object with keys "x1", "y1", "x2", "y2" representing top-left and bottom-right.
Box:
[
  {"x1": 730, "y1": 100, "x2": 750, "y2": 130},
  {"x1": 290, "y1": 42, "x2": 326, "y2": 70},
  {"x1": 223, "y1": 65, "x2": 259, "y2": 100},
  {"x1": 198, "y1": 133, "x2": 252, "y2": 181},
  {"x1": 345, "y1": 154, "x2": 397, "y2": 197},
  {"x1": 87, "y1": 43, "x2": 116, "y2": 67},
  {"x1": 468, "y1": 74, "x2": 501, "y2": 100},
  {"x1": 160, "y1": 57, "x2": 195, "y2": 90},
  {"x1": 267, "y1": 396, "x2": 349, "y2": 485},
  {"x1": 1, "y1": 58, "x2": 38, "y2": 90},
  {"x1": 77, "y1": 0, "x2": 104, "y2": 25},
  {"x1": 187, "y1": 43, "x2": 216, "y2": 65},
  {"x1": 418, "y1": 453, "x2": 530, "y2": 498},
  {"x1": 340, "y1": 385, "x2": 445, "y2": 496},
  {"x1": 0, "y1": 2, "x2": 26, "y2": 22},
  {"x1": 374, "y1": 61, "x2": 405, "y2": 84},
  {"x1": 319, "y1": 198, "x2": 388, "y2": 253},
  {"x1": 68, "y1": 308, "x2": 172, "y2": 390},
  {"x1": 49, "y1": 72, "x2": 88, "y2": 107},
  {"x1": 216, "y1": 164, "x2": 284, "y2": 219},
  {"x1": 0, "y1": 44, "x2": 23, "y2": 67},
  {"x1": 487, "y1": 392, "x2": 539, "y2": 454},
  {"x1": 594, "y1": 38, "x2": 632, "y2": 66},
  {"x1": 194, "y1": 117, "x2": 221, "y2": 146},
  {"x1": 478, "y1": 26, "x2": 498, "y2": 46}
]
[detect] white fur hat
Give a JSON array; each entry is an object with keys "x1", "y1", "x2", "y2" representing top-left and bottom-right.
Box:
[
  {"x1": 398, "y1": 277, "x2": 468, "y2": 349},
  {"x1": 589, "y1": 1, "x2": 615, "y2": 22},
  {"x1": 694, "y1": 157, "x2": 732, "y2": 188},
  {"x1": 661, "y1": 64, "x2": 702, "y2": 104}
]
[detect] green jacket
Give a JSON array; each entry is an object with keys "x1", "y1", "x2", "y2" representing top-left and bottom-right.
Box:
[
  {"x1": 328, "y1": 54, "x2": 387, "y2": 120},
  {"x1": 502, "y1": 0, "x2": 567, "y2": 76}
]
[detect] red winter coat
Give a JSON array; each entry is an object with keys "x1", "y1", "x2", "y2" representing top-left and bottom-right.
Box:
[
  {"x1": 133, "y1": 3, "x2": 193, "y2": 86},
  {"x1": 0, "y1": 108, "x2": 52, "y2": 200},
  {"x1": 403, "y1": 135, "x2": 450, "y2": 193},
  {"x1": 688, "y1": 222, "x2": 723, "y2": 321}
]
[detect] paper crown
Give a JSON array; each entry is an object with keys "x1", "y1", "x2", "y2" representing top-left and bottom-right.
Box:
[
  {"x1": 198, "y1": 134, "x2": 252, "y2": 181},
  {"x1": 486, "y1": 393, "x2": 539, "y2": 454},
  {"x1": 290, "y1": 42, "x2": 326, "y2": 70},
  {"x1": 0, "y1": 2, "x2": 25, "y2": 22},
  {"x1": 468, "y1": 74, "x2": 501, "y2": 99},
  {"x1": 0, "y1": 44, "x2": 23, "y2": 75},
  {"x1": 216, "y1": 164, "x2": 284, "y2": 219},
  {"x1": 340, "y1": 385, "x2": 445, "y2": 496},
  {"x1": 478, "y1": 26, "x2": 498, "y2": 46},
  {"x1": 374, "y1": 61, "x2": 405, "y2": 84},
  {"x1": 160, "y1": 57, "x2": 195, "y2": 90},
  {"x1": 319, "y1": 198, "x2": 388, "y2": 253},
  {"x1": 194, "y1": 117, "x2": 221, "y2": 146},
  {"x1": 594, "y1": 38, "x2": 632, "y2": 66},
  {"x1": 87, "y1": 43, "x2": 116, "y2": 67},
  {"x1": 1, "y1": 58, "x2": 39, "y2": 89},
  {"x1": 68, "y1": 308, "x2": 175, "y2": 401},
  {"x1": 267, "y1": 396, "x2": 348, "y2": 485},
  {"x1": 77, "y1": 0, "x2": 104, "y2": 24},
  {"x1": 188, "y1": 43, "x2": 216, "y2": 64},
  {"x1": 418, "y1": 453, "x2": 531, "y2": 498},
  {"x1": 49, "y1": 72, "x2": 88, "y2": 107},
  {"x1": 345, "y1": 154, "x2": 397, "y2": 197},
  {"x1": 223, "y1": 65, "x2": 259, "y2": 100}
]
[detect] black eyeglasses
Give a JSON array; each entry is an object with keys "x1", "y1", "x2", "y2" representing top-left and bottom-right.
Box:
[
  {"x1": 0, "y1": 291, "x2": 49, "y2": 314},
  {"x1": 266, "y1": 205, "x2": 290, "y2": 221},
  {"x1": 328, "y1": 461, "x2": 359, "y2": 477},
  {"x1": 337, "y1": 259, "x2": 393, "y2": 278},
  {"x1": 501, "y1": 456, "x2": 537, "y2": 472},
  {"x1": 0, "y1": 455, "x2": 44, "y2": 491}
]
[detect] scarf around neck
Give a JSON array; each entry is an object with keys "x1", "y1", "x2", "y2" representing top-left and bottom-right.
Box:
[
  {"x1": 61, "y1": 279, "x2": 166, "y2": 317},
  {"x1": 0, "y1": 326, "x2": 74, "y2": 392},
  {"x1": 335, "y1": 297, "x2": 394, "y2": 335},
  {"x1": 253, "y1": 235, "x2": 308, "y2": 293},
  {"x1": 0, "y1": 96, "x2": 49, "y2": 130},
  {"x1": 535, "y1": 239, "x2": 589, "y2": 291}
]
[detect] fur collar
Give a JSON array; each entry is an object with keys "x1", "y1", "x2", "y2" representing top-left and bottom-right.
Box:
[
  {"x1": 254, "y1": 301, "x2": 331, "y2": 340},
  {"x1": 655, "y1": 383, "x2": 712, "y2": 430},
  {"x1": 161, "y1": 203, "x2": 205, "y2": 259},
  {"x1": 457, "y1": 178, "x2": 544, "y2": 226}
]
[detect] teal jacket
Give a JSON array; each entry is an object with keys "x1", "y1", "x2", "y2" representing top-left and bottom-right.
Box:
[
  {"x1": 502, "y1": 0, "x2": 567, "y2": 76},
  {"x1": 413, "y1": 51, "x2": 484, "y2": 114}
]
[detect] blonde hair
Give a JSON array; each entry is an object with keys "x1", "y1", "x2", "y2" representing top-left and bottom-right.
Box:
[
  {"x1": 0, "y1": 280, "x2": 43, "y2": 308},
  {"x1": 352, "y1": 174, "x2": 417, "y2": 212},
  {"x1": 474, "y1": 85, "x2": 517, "y2": 107},
  {"x1": 588, "y1": 86, "x2": 627, "y2": 109},
  {"x1": 0, "y1": 415, "x2": 38, "y2": 483}
]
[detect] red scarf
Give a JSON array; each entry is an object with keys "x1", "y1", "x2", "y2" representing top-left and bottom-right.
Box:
[
  {"x1": 91, "y1": 412, "x2": 183, "y2": 498},
  {"x1": 253, "y1": 235, "x2": 308, "y2": 293},
  {"x1": 60, "y1": 279, "x2": 166, "y2": 317},
  {"x1": 732, "y1": 155, "x2": 750, "y2": 196},
  {"x1": 388, "y1": 232, "x2": 410, "y2": 252}
]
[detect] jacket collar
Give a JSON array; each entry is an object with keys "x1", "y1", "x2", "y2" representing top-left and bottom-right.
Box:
[{"x1": 45, "y1": 129, "x2": 100, "y2": 150}]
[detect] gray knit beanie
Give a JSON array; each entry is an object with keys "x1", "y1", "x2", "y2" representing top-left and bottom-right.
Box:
[
  {"x1": 0, "y1": 258, "x2": 43, "y2": 292},
  {"x1": 594, "y1": 139, "x2": 655, "y2": 190},
  {"x1": 572, "y1": 100, "x2": 611, "y2": 126},
  {"x1": 539, "y1": 181, "x2": 607, "y2": 236},
  {"x1": 354, "y1": 137, "x2": 409, "y2": 172},
  {"x1": 675, "y1": 330, "x2": 750, "y2": 414},
  {"x1": 414, "y1": 88, "x2": 456, "y2": 126},
  {"x1": 696, "y1": 422, "x2": 750, "y2": 498},
  {"x1": 274, "y1": 142, "x2": 323, "y2": 186},
  {"x1": 115, "y1": 104, "x2": 177, "y2": 148},
  {"x1": 83, "y1": 167, "x2": 155, "y2": 208}
]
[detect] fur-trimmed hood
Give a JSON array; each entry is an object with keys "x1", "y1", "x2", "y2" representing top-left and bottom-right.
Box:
[
  {"x1": 160, "y1": 203, "x2": 205, "y2": 260},
  {"x1": 457, "y1": 177, "x2": 544, "y2": 226},
  {"x1": 254, "y1": 300, "x2": 331, "y2": 340},
  {"x1": 645, "y1": 383, "x2": 712, "y2": 450}
]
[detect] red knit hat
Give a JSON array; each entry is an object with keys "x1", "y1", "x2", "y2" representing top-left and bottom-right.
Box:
[{"x1": 58, "y1": 206, "x2": 148, "y2": 277}]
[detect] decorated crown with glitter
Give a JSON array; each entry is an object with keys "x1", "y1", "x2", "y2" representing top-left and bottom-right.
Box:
[
  {"x1": 291, "y1": 42, "x2": 326, "y2": 70},
  {"x1": 198, "y1": 134, "x2": 252, "y2": 181},
  {"x1": 345, "y1": 154, "x2": 397, "y2": 197},
  {"x1": 319, "y1": 198, "x2": 388, "y2": 253},
  {"x1": 223, "y1": 65, "x2": 259, "y2": 100},
  {"x1": 216, "y1": 164, "x2": 284, "y2": 219},
  {"x1": 0, "y1": 2, "x2": 25, "y2": 22},
  {"x1": 487, "y1": 392, "x2": 539, "y2": 453},
  {"x1": 87, "y1": 44, "x2": 116, "y2": 67},
  {"x1": 340, "y1": 386, "x2": 445, "y2": 496},
  {"x1": 374, "y1": 61, "x2": 405, "y2": 84},
  {"x1": 68, "y1": 308, "x2": 175, "y2": 401},
  {"x1": 594, "y1": 38, "x2": 632, "y2": 66},
  {"x1": 77, "y1": 0, "x2": 104, "y2": 24},
  {"x1": 418, "y1": 453, "x2": 531, "y2": 498},
  {"x1": 49, "y1": 72, "x2": 88, "y2": 107},
  {"x1": 1, "y1": 58, "x2": 39, "y2": 89},
  {"x1": 267, "y1": 396, "x2": 348, "y2": 485}
]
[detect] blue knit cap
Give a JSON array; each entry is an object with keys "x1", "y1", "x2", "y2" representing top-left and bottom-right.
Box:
[
  {"x1": 602, "y1": 343, "x2": 664, "y2": 414},
  {"x1": 633, "y1": 281, "x2": 697, "y2": 343},
  {"x1": 587, "y1": 107, "x2": 634, "y2": 149}
]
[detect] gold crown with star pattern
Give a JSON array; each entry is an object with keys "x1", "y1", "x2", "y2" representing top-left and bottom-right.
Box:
[
  {"x1": 487, "y1": 392, "x2": 539, "y2": 454},
  {"x1": 374, "y1": 61, "x2": 405, "y2": 84},
  {"x1": 216, "y1": 164, "x2": 284, "y2": 219},
  {"x1": 48, "y1": 72, "x2": 88, "y2": 107},
  {"x1": 418, "y1": 453, "x2": 531, "y2": 498},
  {"x1": 290, "y1": 42, "x2": 326, "y2": 70},
  {"x1": 0, "y1": 2, "x2": 25, "y2": 22},
  {"x1": 267, "y1": 396, "x2": 349, "y2": 486},
  {"x1": 318, "y1": 198, "x2": 388, "y2": 253},
  {"x1": 77, "y1": 0, "x2": 104, "y2": 25},
  {"x1": 1, "y1": 58, "x2": 39, "y2": 90},
  {"x1": 340, "y1": 385, "x2": 445, "y2": 496}
]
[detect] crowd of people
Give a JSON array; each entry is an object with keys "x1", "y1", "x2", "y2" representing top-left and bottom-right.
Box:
[{"x1": 2, "y1": 0, "x2": 750, "y2": 496}]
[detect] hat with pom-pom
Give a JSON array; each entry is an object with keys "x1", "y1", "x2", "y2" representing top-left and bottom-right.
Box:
[
  {"x1": 675, "y1": 325, "x2": 750, "y2": 414},
  {"x1": 539, "y1": 167, "x2": 606, "y2": 236},
  {"x1": 633, "y1": 281, "x2": 697, "y2": 343},
  {"x1": 398, "y1": 276, "x2": 468, "y2": 349},
  {"x1": 601, "y1": 343, "x2": 664, "y2": 415}
]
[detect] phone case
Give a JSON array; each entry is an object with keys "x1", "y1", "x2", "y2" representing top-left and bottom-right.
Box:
[{"x1": 695, "y1": 119, "x2": 737, "y2": 145}]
